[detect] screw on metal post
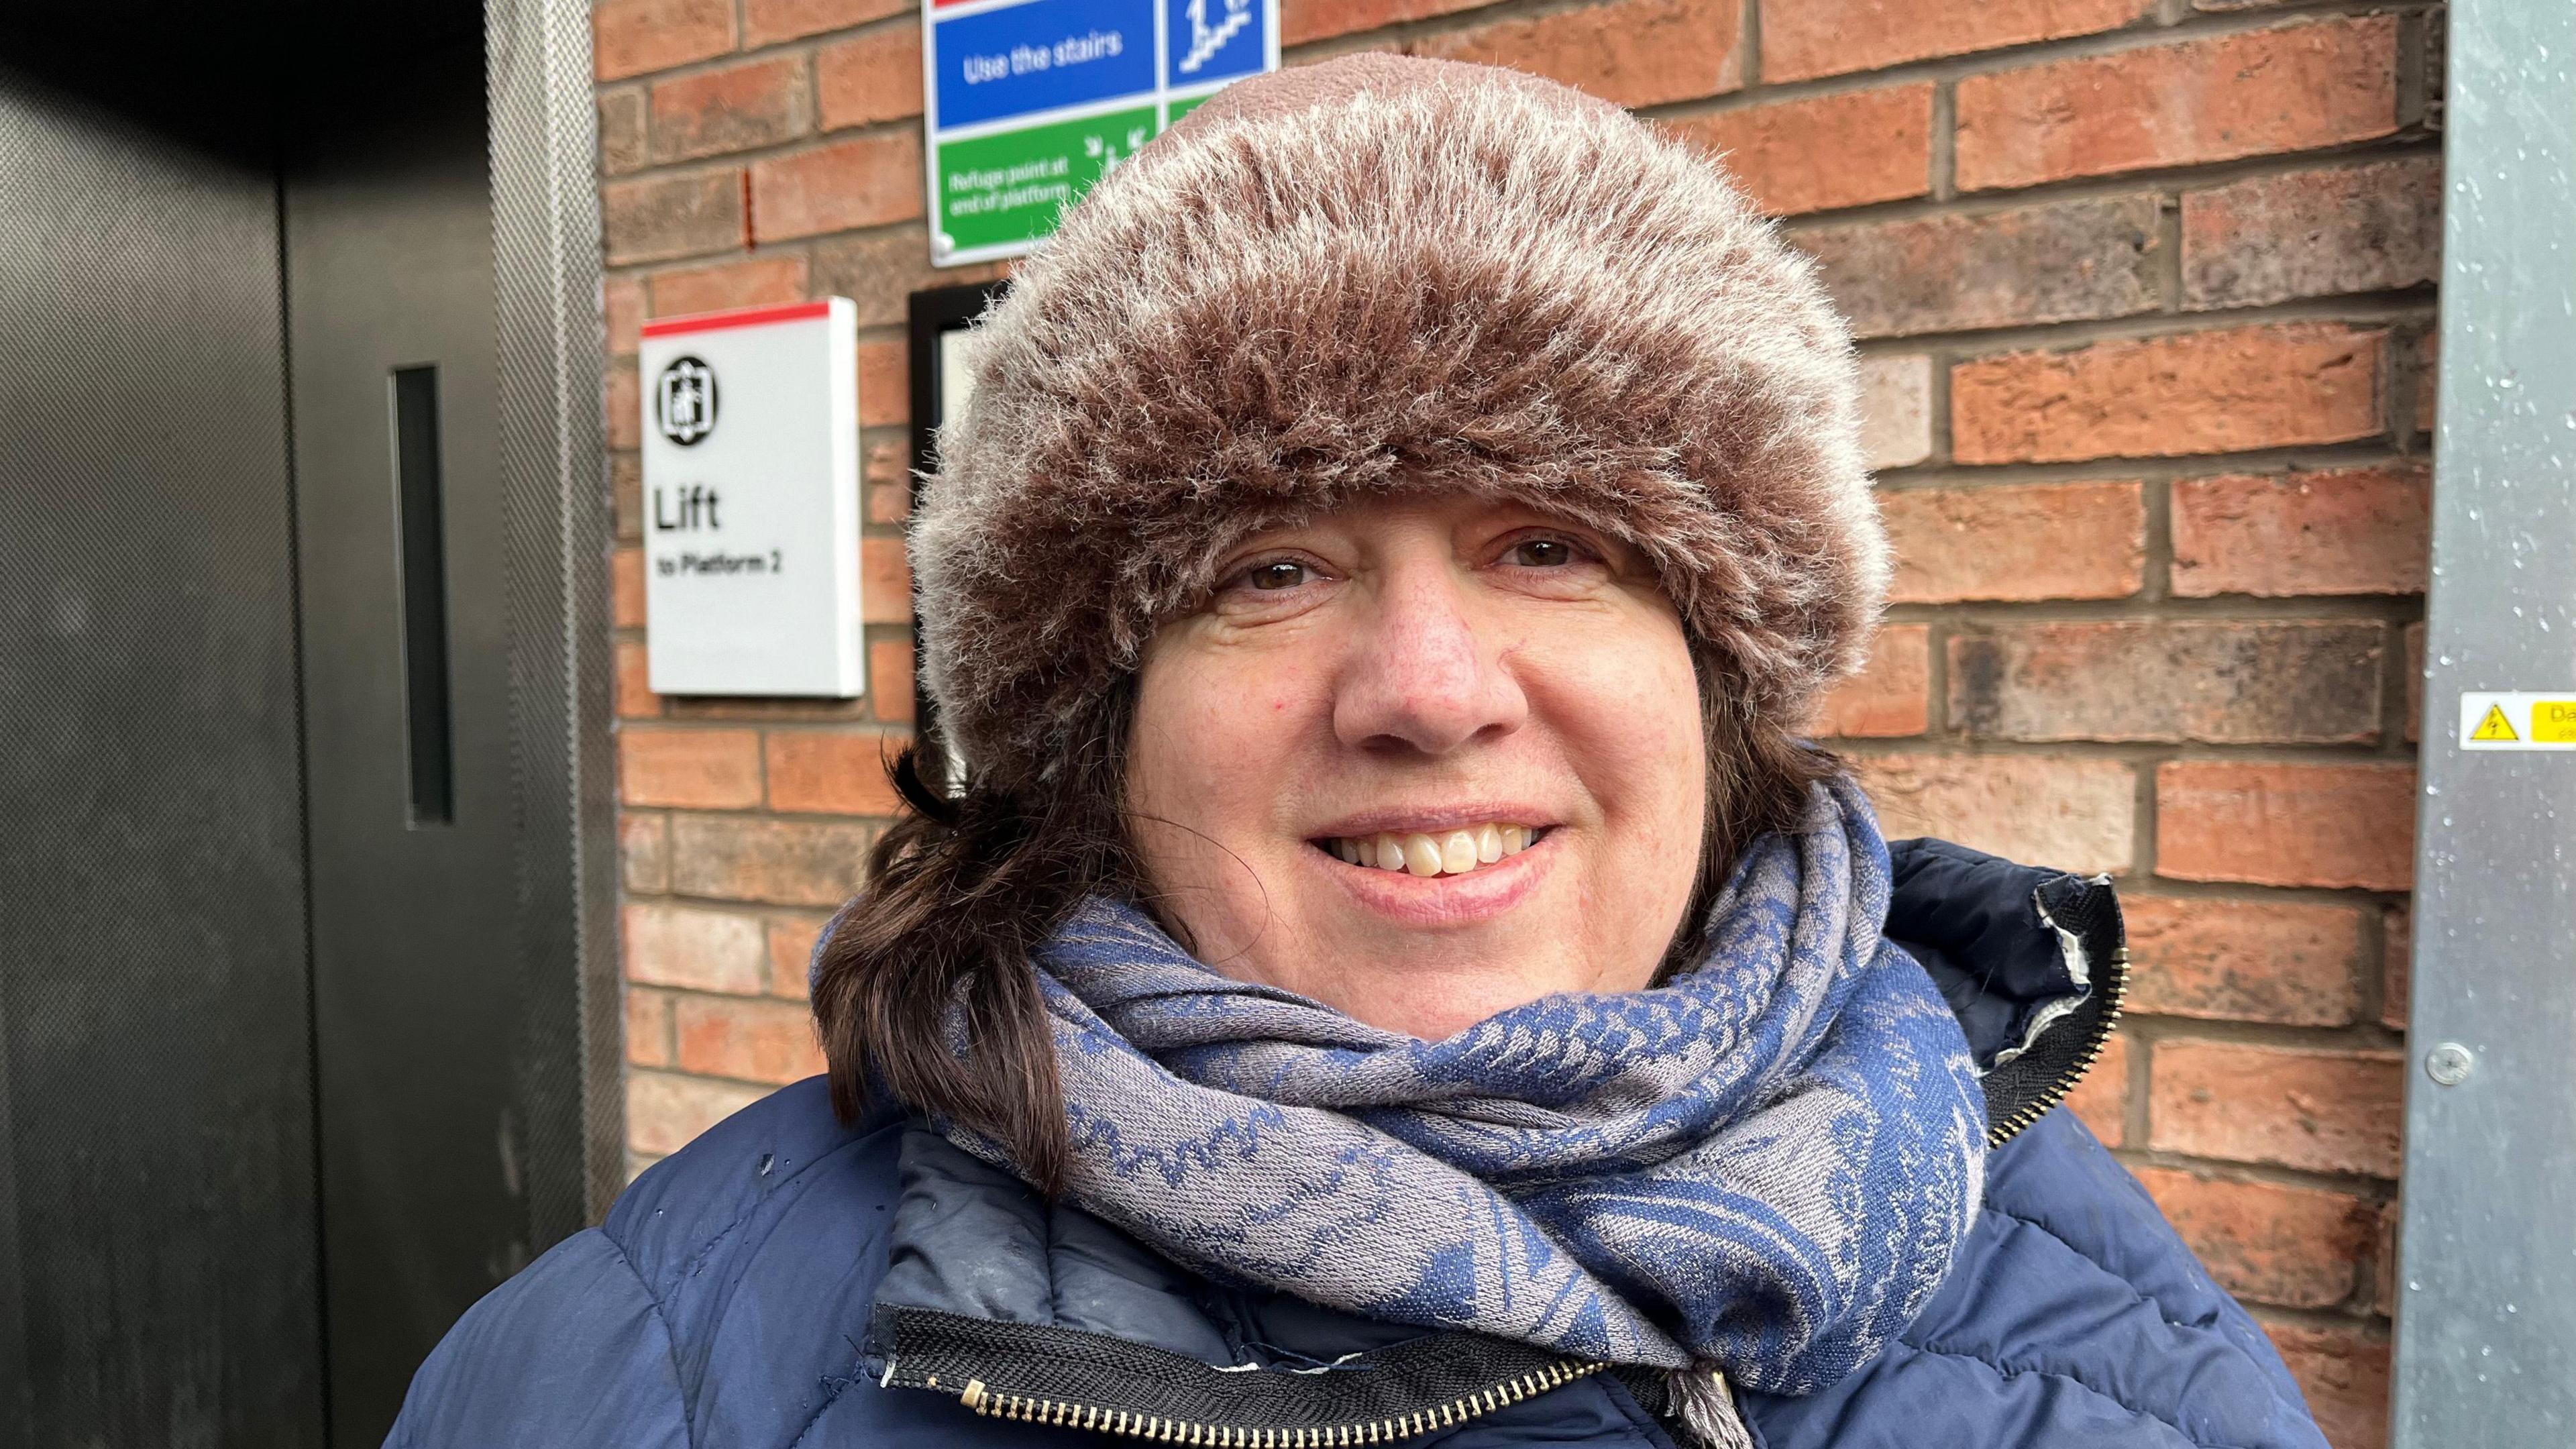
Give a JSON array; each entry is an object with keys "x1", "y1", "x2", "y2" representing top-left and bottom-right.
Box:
[{"x1": 2424, "y1": 1042, "x2": 2475, "y2": 1087}]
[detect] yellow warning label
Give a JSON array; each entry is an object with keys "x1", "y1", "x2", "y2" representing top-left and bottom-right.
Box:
[
  {"x1": 2534, "y1": 701, "x2": 2576, "y2": 744},
  {"x1": 2471, "y1": 704, "x2": 2520, "y2": 742}
]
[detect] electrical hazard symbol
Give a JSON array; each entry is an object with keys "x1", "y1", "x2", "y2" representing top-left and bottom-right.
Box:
[
  {"x1": 2472, "y1": 704, "x2": 2520, "y2": 742},
  {"x1": 2459, "y1": 692, "x2": 2576, "y2": 751}
]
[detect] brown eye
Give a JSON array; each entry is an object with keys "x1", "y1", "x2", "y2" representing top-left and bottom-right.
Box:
[
  {"x1": 1509, "y1": 539, "x2": 1574, "y2": 567},
  {"x1": 1248, "y1": 560, "x2": 1307, "y2": 590}
]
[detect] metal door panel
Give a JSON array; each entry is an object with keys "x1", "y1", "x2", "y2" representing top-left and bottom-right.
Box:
[
  {"x1": 0, "y1": 62, "x2": 327, "y2": 1448},
  {"x1": 282, "y1": 22, "x2": 528, "y2": 1442}
]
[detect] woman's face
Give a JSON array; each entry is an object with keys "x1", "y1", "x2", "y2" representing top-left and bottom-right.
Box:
[{"x1": 1126, "y1": 493, "x2": 1708, "y2": 1040}]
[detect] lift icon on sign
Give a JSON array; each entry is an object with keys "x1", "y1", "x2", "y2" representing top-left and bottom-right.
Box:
[{"x1": 656, "y1": 356, "x2": 719, "y2": 446}]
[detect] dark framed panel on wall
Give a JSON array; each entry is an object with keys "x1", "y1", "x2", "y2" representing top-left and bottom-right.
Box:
[{"x1": 906, "y1": 278, "x2": 1008, "y2": 786}]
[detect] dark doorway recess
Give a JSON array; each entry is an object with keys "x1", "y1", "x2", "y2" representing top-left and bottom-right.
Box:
[{"x1": 0, "y1": 5, "x2": 613, "y2": 1444}]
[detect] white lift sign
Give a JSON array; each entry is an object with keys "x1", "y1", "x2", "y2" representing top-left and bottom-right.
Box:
[{"x1": 639, "y1": 299, "x2": 864, "y2": 697}]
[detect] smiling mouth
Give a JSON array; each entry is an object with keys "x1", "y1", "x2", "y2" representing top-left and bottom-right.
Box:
[{"x1": 1313, "y1": 823, "x2": 1546, "y2": 878}]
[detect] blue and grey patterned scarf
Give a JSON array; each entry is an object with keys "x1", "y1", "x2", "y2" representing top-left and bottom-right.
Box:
[{"x1": 985, "y1": 775, "x2": 1984, "y2": 1396}]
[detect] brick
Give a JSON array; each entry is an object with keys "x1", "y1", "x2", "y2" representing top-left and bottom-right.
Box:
[
  {"x1": 2155, "y1": 761, "x2": 2416, "y2": 891},
  {"x1": 2150, "y1": 1039, "x2": 2405, "y2": 1176},
  {"x1": 604, "y1": 274, "x2": 643, "y2": 358},
  {"x1": 594, "y1": 0, "x2": 735, "y2": 82},
  {"x1": 1856, "y1": 354, "x2": 1931, "y2": 470},
  {"x1": 625, "y1": 986, "x2": 674, "y2": 1067},
  {"x1": 862, "y1": 535, "x2": 912, "y2": 624},
  {"x1": 620, "y1": 727, "x2": 763, "y2": 808},
  {"x1": 613, "y1": 453, "x2": 645, "y2": 541},
  {"x1": 865, "y1": 433, "x2": 914, "y2": 522},
  {"x1": 627, "y1": 1069, "x2": 765, "y2": 1157},
  {"x1": 1803, "y1": 195, "x2": 2161, "y2": 339},
  {"x1": 745, "y1": 0, "x2": 908, "y2": 47},
  {"x1": 818, "y1": 23, "x2": 924, "y2": 131},
  {"x1": 648, "y1": 254, "x2": 811, "y2": 320},
  {"x1": 2402, "y1": 622, "x2": 2422, "y2": 745},
  {"x1": 1881, "y1": 481, "x2": 2145, "y2": 603},
  {"x1": 2132, "y1": 1168, "x2": 2371, "y2": 1309},
  {"x1": 1759, "y1": 0, "x2": 2150, "y2": 84},
  {"x1": 613, "y1": 547, "x2": 647, "y2": 628},
  {"x1": 2380, "y1": 905, "x2": 2410, "y2": 1032},
  {"x1": 1406, "y1": 0, "x2": 1741, "y2": 109},
  {"x1": 675, "y1": 994, "x2": 827, "y2": 1084},
  {"x1": 769, "y1": 913, "x2": 832, "y2": 997},
  {"x1": 1296, "y1": 0, "x2": 1503, "y2": 44},
  {"x1": 811, "y1": 229, "x2": 1006, "y2": 329},
  {"x1": 669, "y1": 814, "x2": 873, "y2": 906},
  {"x1": 767, "y1": 731, "x2": 906, "y2": 814},
  {"x1": 1811, "y1": 625, "x2": 1928, "y2": 738},
  {"x1": 599, "y1": 89, "x2": 647, "y2": 176},
  {"x1": 616, "y1": 638, "x2": 659, "y2": 718},
  {"x1": 2172, "y1": 464, "x2": 2430, "y2": 598},
  {"x1": 869, "y1": 639, "x2": 916, "y2": 724},
  {"x1": 2123, "y1": 896, "x2": 2364, "y2": 1027},
  {"x1": 2265, "y1": 1324, "x2": 2392, "y2": 1449},
  {"x1": 858, "y1": 339, "x2": 908, "y2": 428},
  {"x1": 1955, "y1": 17, "x2": 2400, "y2": 192},
  {"x1": 620, "y1": 809, "x2": 672, "y2": 893},
  {"x1": 606, "y1": 361, "x2": 639, "y2": 449},
  {"x1": 750, "y1": 132, "x2": 922, "y2": 243},
  {"x1": 2183, "y1": 156, "x2": 2443, "y2": 310},
  {"x1": 1950, "y1": 324, "x2": 2384, "y2": 465},
  {"x1": 2061, "y1": 1028, "x2": 2129, "y2": 1146},
  {"x1": 2412, "y1": 330, "x2": 2436, "y2": 433},
  {"x1": 602, "y1": 170, "x2": 747, "y2": 266},
  {"x1": 1949, "y1": 621, "x2": 2383, "y2": 745},
  {"x1": 1668, "y1": 85, "x2": 1930, "y2": 217},
  {"x1": 2373, "y1": 1199, "x2": 2398, "y2": 1316},
  {"x1": 1853, "y1": 755, "x2": 2135, "y2": 875},
  {"x1": 622, "y1": 901, "x2": 769, "y2": 994},
  {"x1": 2390, "y1": 613, "x2": 2411, "y2": 737},
  {"x1": 649, "y1": 56, "x2": 810, "y2": 164}
]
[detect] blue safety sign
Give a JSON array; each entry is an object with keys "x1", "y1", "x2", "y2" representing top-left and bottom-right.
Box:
[{"x1": 923, "y1": 0, "x2": 1278, "y2": 264}]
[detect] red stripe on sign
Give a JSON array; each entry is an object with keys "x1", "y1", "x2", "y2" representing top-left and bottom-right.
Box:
[{"x1": 640, "y1": 300, "x2": 835, "y2": 337}]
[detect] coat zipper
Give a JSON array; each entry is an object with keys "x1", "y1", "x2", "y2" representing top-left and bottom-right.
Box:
[
  {"x1": 1983, "y1": 943, "x2": 2128, "y2": 1148},
  {"x1": 942, "y1": 1359, "x2": 1603, "y2": 1444}
]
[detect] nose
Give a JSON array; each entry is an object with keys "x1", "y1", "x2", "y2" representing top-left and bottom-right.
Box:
[{"x1": 1332, "y1": 556, "x2": 1528, "y2": 757}]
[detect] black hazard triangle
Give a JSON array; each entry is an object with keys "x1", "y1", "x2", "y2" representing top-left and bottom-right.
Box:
[{"x1": 2472, "y1": 703, "x2": 2520, "y2": 742}]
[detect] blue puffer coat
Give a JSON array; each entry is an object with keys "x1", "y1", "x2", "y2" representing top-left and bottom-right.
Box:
[{"x1": 387, "y1": 842, "x2": 2328, "y2": 1449}]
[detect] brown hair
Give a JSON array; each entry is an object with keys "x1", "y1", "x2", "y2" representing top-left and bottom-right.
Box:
[{"x1": 810, "y1": 659, "x2": 1834, "y2": 1197}]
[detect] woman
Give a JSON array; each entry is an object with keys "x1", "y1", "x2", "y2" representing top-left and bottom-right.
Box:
[{"x1": 390, "y1": 55, "x2": 2326, "y2": 1449}]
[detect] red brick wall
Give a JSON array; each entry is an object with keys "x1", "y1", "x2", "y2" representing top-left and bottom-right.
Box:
[{"x1": 594, "y1": 3, "x2": 2437, "y2": 1444}]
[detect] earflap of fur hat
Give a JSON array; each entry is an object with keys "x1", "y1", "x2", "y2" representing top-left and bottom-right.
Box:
[{"x1": 914, "y1": 54, "x2": 1886, "y2": 794}]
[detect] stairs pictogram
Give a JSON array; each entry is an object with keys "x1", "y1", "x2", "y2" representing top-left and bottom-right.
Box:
[{"x1": 1177, "y1": 0, "x2": 1254, "y2": 75}]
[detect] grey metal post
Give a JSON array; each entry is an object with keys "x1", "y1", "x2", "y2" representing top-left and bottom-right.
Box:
[
  {"x1": 487, "y1": 0, "x2": 624, "y2": 1229},
  {"x1": 2394, "y1": 1, "x2": 2576, "y2": 1442}
]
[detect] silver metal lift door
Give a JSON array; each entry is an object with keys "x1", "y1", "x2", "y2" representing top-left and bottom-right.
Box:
[{"x1": 2394, "y1": 1, "x2": 2576, "y2": 1442}]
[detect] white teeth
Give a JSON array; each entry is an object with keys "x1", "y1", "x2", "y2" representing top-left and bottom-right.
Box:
[
  {"x1": 1332, "y1": 824, "x2": 1540, "y2": 877},
  {"x1": 1402, "y1": 834, "x2": 1444, "y2": 877}
]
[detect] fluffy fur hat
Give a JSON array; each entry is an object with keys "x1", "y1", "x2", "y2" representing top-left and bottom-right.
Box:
[{"x1": 915, "y1": 54, "x2": 1884, "y2": 793}]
